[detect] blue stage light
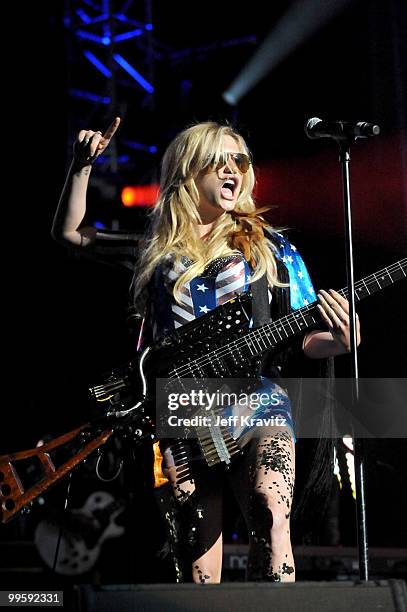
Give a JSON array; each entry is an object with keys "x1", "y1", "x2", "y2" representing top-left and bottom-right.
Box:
[
  {"x1": 83, "y1": 51, "x2": 112, "y2": 77},
  {"x1": 114, "y1": 29, "x2": 143, "y2": 42},
  {"x1": 76, "y1": 29, "x2": 106, "y2": 44},
  {"x1": 69, "y1": 89, "x2": 111, "y2": 104},
  {"x1": 113, "y1": 54, "x2": 154, "y2": 93},
  {"x1": 122, "y1": 140, "x2": 157, "y2": 153},
  {"x1": 76, "y1": 9, "x2": 92, "y2": 24},
  {"x1": 94, "y1": 154, "x2": 130, "y2": 164}
]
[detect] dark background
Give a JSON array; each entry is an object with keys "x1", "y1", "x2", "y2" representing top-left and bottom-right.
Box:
[{"x1": 2, "y1": 0, "x2": 406, "y2": 585}]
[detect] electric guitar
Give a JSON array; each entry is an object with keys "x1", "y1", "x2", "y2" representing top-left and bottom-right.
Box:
[
  {"x1": 94, "y1": 258, "x2": 406, "y2": 396},
  {"x1": 0, "y1": 258, "x2": 405, "y2": 523},
  {"x1": 90, "y1": 258, "x2": 407, "y2": 467},
  {"x1": 34, "y1": 490, "x2": 125, "y2": 575}
]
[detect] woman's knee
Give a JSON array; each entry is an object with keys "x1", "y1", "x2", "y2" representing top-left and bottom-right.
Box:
[{"x1": 250, "y1": 489, "x2": 291, "y2": 536}]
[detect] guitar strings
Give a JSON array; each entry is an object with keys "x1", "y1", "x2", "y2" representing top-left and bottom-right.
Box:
[
  {"x1": 170, "y1": 260, "x2": 405, "y2": 380},
  {"x1": 178, "y1": 259, "x2": 405, "y2": 378},
  {"x1": 169, "y1": 260, "x2": 406, "y2": 381}
]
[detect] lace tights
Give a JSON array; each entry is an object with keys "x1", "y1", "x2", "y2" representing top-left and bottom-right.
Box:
[{"x1": 163, "y1": 429, "x2": 295, "y2": 584}]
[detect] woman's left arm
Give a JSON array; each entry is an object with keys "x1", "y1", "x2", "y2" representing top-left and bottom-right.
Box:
[{"x1": 303, "y1": 289, "x2": 361, "y2": 359}]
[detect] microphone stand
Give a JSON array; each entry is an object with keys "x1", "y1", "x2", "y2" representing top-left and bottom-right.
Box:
[{"x1": 337, "y1": 136, "x2": 368, "y2": 581}]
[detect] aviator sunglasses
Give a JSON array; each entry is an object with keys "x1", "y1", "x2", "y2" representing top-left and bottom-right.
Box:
[{"x1": 210, "y1": 151, "x2": 252, "y2": 174}]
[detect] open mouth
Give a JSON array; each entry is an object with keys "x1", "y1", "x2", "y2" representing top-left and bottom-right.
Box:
[{"x1": 220, "y1": 179, "x2": 237, "y2": 200}]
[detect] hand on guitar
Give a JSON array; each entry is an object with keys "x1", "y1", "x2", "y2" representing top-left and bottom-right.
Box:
[
  {"x1": 73, "y1": 116, "x2": 121, "y2": 169},
  {"x1": 316, "y1": 288, "x2": 361, "y2": 353}
]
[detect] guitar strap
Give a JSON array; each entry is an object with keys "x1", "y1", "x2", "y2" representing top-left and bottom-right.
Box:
[
  {"x1": 250, "y1": 272, "x2": 271, "y2": 327},
  {"x1": 251, "y1": 238, "x2": 291, "y2": 329}
]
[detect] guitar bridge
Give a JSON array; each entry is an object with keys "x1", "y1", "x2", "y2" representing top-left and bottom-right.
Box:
[{"x1": 195, "y1": 411, "x2": 241, "y2": 467}]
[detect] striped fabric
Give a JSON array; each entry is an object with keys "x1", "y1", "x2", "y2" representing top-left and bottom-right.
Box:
[
  {"x1": 161, "y1": 254, "x2": 250, "y2": 329},
  {"x1": 88, "y1": 229, "x2": 316, "y2": 340}
]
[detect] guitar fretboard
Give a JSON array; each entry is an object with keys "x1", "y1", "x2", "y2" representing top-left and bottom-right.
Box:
[{"x1": 171, "y1": 258, "x2": 406, "y2": 378}]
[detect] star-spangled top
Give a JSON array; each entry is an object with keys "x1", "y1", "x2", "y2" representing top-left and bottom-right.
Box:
[
  {"x1": 272, "y1": 232, "x2": 317, "y2": 309},
  {"x1": 89, "y1": 226, "x2": 316, "y2": 339},
  {"x1": 159, "y1": 231, "x2": 317, "y2": 332}
]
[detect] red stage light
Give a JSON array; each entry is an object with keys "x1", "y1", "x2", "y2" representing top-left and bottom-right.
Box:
[{"x1": 121, "y1": 184, "x2": 159, "y2": 207}]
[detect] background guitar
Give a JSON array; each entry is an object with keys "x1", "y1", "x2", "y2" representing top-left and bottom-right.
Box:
[{"x1": 34, "y1": 490, "x2": 125, "y2": 576}]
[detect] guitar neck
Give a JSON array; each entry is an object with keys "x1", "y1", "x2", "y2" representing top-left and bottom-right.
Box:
[
  {"x1": 238, "y1": 258, "x2": 407, "y2": 358},
  {"x1": 338, "y1": 259, "x2": 407, "y2": 302}
]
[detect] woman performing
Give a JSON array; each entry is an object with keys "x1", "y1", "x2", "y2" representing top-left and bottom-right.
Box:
[{"x1": 52, "y1": 117, "x2": 360, "y2": 583}]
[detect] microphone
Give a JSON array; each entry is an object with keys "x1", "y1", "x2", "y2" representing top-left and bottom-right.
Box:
[{"x1": 305, "y1": 117, "x2": 380, "y2": 140}]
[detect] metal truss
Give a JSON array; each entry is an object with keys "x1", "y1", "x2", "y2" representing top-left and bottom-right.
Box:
[
  {"x1": 63, "y1": 0, "x2": 257, "y2": 215},
  {"x1": 63, "y1": 0, "x2": 165, "y2": 171}
]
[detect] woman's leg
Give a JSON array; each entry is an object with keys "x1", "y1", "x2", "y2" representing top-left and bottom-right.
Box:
[
  {"x1": 191, "y1": 533, "x2": 223, "y2": 584},
  {"x1": 229, "y1": 429, "x2": 296, "y2": 581},
  {"x1": 163, "y1": 444, "x2": 224, "y2": 583}
]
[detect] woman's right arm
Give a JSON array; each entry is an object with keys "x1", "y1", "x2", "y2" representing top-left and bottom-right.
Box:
[{"x1": 51, "y1": 117, "x2": 121, "y2": 247}]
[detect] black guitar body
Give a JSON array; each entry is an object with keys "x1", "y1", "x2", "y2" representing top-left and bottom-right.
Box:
[
  {"x1": 143, "y1": 291, "x2": 264, "y2": 379},
  {"x1": 91, "y1": 291, "x2": 288, "y2": 411}
]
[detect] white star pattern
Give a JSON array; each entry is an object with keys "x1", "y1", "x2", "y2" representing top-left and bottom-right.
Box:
[
  {"x1": 292, "y1": 283, "x2": 298, "y2": 291},
  {"x1": 303, "y1": 298, "x2": 309, "y2": 305},
  {"x1": 199, "y1": 305, "x2": 210, "y2": 314},
  {"x1": 282, "y1": 256, "x2": 287, "y2": 263},
  {"x1": 308, "y1": 286, "x2": 315, "y2": 294},
  {"x1": 287, "y1": 255, "x2": 293, "y2": 264},
  {"x1": 297, "y1": 271, "x2": 304, "y2": 279},
  {"x1": 197, "y1": 283, "x2": 208, "y2": 292},
  {"x1": 290, "y1": 244, "x2": 297, "y2": 251}
]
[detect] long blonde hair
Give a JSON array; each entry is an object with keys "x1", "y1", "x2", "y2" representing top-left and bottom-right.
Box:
[{"x1": 132, "y1": 121, "x2": 284, "y2": 309}]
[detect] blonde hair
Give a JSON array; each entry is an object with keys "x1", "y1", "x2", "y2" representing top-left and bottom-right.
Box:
[{"x1": 132, "y1": 121, "x2": 284, "y2": 309}]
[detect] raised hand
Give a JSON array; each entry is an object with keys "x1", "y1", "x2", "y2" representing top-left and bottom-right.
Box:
[
  {"x1": 317, "y1": 288, "x2": 361, "y2": 353},
  {"x1": 73, "y1": 117, "x2": 121, "y2": 168}
]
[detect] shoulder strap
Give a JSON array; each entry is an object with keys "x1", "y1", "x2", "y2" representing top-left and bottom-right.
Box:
[
  {"x1": 251, "y1": 273, "x2": 271, "y2": 328},
  {"x1": 251, "y1": 226, "x2": 292, "y2": 327}
]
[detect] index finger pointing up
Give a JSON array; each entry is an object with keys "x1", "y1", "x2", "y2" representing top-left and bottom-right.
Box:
[{"x1": 103, "y1": 116, "x2": 121, "y2": 140}]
